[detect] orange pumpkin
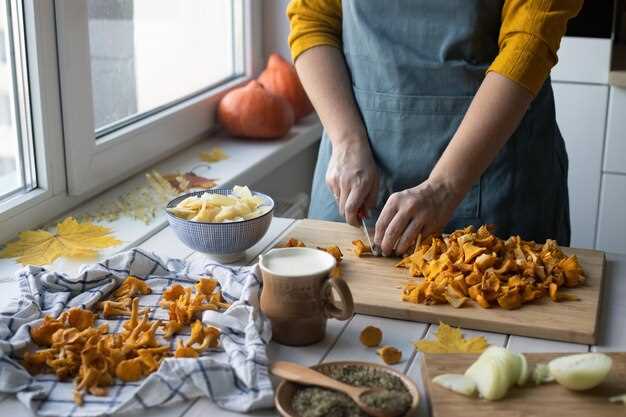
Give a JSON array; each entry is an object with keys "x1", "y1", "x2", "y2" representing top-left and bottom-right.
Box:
[
  {"x1": 217, "y1": 80, "x2": 294, "y2": 139},
  {"x1": 258, "y1": 53, "x2": 313, "y2": 120}
]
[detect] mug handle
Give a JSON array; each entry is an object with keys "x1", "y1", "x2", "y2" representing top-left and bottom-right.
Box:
[{"x1": 321, "y1": 277, "x2": 354, "y2": 321}]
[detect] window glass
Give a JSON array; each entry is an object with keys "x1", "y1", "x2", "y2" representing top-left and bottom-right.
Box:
[
  {"x1": 88, "y1": 0, "x2": 244, "y2": 135},
  {"x1": 0, "y1": 1, "x2": 35, "y2": 201}
]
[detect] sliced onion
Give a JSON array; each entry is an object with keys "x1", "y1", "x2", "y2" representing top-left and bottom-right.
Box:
[
  {"x1": 465, "y1": 355, "x2": 506, "y2": 400},
  {"x1": 548, "y1": 353, "x2": 612, "y2": 391},
  {"x1": 532, "y1": 363, "x2": 554, "y2": 385},
  {"x1": 481, "y1": 346, "x2": 521, "y2": 390},
  {"x1": 516, "y1": 353, "x2": 529, "y2": 386},
  {"x1": 432, "y1": 374, "x2": 477, "y2": 397}
]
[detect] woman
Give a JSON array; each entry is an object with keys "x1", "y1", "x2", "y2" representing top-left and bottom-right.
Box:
[{"x1": 287, "y1": 0, "x2": 582, "y2": 256}]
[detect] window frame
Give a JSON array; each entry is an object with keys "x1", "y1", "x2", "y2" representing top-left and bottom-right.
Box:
[
  {"x1": 0, "y1": 0, "x2": 65, "y2": 230},
  {"x1": 56, "y1": 0, "x2": 262, "y2": 196},
  {"x1": 0, "y1": 0, "x2": 262, "y2": 243}
]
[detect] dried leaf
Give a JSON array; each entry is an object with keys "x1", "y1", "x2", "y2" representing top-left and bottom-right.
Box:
[
  {"x1": 162, "y1": 172, "x2": 217, "y2": 192},
  {"x1": 200, "y1": 147, "x2": 228, "y2": 163},
  {"x1": 414, "y1": 323, "x2": 489, "y2": 353},
  {"x1": 0, "y1": 217, "x2": 121, "y2": 266}
]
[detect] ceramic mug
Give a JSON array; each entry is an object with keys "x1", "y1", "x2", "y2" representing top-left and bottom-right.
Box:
[{"x1": 259, "y1": 247, "x2": 354, "y2": 346}]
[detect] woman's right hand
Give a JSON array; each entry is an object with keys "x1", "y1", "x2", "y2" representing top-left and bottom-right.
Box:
[{"x1": 325, "y1": 137, "x2": 379, "y2": 226}]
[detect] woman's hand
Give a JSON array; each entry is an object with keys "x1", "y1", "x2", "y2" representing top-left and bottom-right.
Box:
[
  {"x1": 326, "y1": 138, "x2": 379, "y2": 226},
  {"x1": 373, "y1": 178, "x2": 464, "y2": 256}
]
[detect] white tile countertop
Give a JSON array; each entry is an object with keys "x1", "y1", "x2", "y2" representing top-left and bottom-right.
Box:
[{"x1": 1, "y1": 217, "x2": 625, "y2": 417}]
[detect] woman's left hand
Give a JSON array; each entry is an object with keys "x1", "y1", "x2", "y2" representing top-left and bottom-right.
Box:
[{"x1": 373, "y1": 178, "x2": 464, "y2": 256}]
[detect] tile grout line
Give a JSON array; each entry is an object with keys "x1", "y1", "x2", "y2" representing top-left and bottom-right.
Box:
[
  {"x1": 503, "y1": 334, "x2": 511, "y2": 348},
  {"x1": 402, "y1": 323, "x2": 431, "y2": 374},
  {"x1": 317, "y1": 316, "x2": 353, "y2": 365}
]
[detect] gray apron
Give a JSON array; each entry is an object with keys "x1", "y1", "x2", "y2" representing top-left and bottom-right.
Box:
[{"x1": 308, "y1": 0, "x2": 571, "y2": 245}]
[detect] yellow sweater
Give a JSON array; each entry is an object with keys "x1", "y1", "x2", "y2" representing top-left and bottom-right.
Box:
[{"x1": 287, "y1": 0, "x2": 582, "y2": 95}]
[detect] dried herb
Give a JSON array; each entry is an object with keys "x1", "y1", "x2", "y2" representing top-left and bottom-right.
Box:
[
  {"x1": 360, "y1": 389, "x2": 411, "y2": 416},
  {"x1": 291, "y1": 365, "x2": 411, "y2": 417}
]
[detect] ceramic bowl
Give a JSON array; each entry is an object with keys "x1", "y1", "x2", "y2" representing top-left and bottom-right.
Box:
[
  {"x1": 166, "y1": 188, "x2": 274, "y2": 262},
  {"x1": 274, "y1": 361, "x2": 420, "y2": 417}
]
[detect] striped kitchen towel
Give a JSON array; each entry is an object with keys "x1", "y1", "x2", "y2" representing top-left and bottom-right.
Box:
[{"x1": 0, "y1": 248, "x2": 273, "y2": 417}]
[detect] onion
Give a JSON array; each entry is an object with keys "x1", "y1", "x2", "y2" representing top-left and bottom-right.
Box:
[
  {"x1": 516, "y1": 353, "x2": 529, "y2": 386},
  {"x1": 483, "y1": 347, "x2": 521, "y2": 389},
  {"x1": 463, "y1": 347, "x2": 529, "y2": 400},
  {"x1": 532, "y1": 363, "x2": 554, "y2": 385},
  {"x1": 465, "y1": 355, "x2": 506, "y2": 400},
  {"x1": 432, "y1": 374, "x2": 477, "y2": 397},
  {"x1": 548, "y1": 353, "x2": 612, "y2": 391}
]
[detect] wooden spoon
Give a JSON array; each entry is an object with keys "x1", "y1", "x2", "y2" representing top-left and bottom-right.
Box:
[{"x1": 271, "y1": 361, "x2": 406, "y2": 417}]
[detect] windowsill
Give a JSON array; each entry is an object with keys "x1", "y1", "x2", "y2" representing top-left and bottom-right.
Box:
[{"x1": 0, "y1": 114, "x2": 322, "y2": 282}]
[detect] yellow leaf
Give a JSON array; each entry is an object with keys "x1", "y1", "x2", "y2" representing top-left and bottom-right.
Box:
[
  {"x1": 199, "y1": 147, "x2": 228, "y2": 163},
  {"x1": 0, "y1": 217, "x2": 121, "y2": 266},
  {"x1": 414, "y1": 323, "x2": 489, "y2": 353}
]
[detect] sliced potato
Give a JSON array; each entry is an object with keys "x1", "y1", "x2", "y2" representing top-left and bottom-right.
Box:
[
  {"x1": 170, "y1": 186, "x2": 268, "y2": 223},
  {"x1": 232, "y1": 185, "x2": 253, "y2": 199}
]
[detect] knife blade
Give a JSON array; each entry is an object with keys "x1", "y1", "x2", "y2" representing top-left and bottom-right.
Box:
[{"x1": 360, "y1": 216, "x2": 381, "y2": 256}]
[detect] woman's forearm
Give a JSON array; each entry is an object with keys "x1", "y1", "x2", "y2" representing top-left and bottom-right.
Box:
[
  {"x1": 294, "y1": 46, "x2": 368, "y2": 147},
  {"x1": 429, "y1": 72, "x2": 534, "y2": 197}
]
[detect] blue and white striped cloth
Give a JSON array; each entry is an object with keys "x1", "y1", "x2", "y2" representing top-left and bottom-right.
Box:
[{"x1": 0, "y1": 249, "x2": 273, "y2": 417}]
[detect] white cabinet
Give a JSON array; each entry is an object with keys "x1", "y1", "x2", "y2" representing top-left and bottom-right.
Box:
[
  {"x1": 553, "y1": 83, "x2": 609, "y2": 249},
  {"x1": 596, "y1": 173, "x2": 626, "y2": 254},
  {"x1": 604, "y1": 87, "x2": 626, "y2": 174}
]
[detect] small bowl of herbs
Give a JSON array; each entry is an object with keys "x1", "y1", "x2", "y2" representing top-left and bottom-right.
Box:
[{"x1": 274, "y1": 361, "x2": 419, "y2": 417}]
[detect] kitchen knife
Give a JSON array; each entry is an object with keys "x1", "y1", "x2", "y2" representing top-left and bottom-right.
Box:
[{"x1": 360, "y1": 216, "x2": 381, "y2": 256}]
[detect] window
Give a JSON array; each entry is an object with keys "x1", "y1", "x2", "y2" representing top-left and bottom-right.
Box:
[
  {"x1": 0, "y1": 0, "x2": 260, "y2": 242},
  {"x1": 0, "y1": 0, "x2": 36, "y2": 201},
  {"x1": 56, "y1": 0, "x2": 258, "y2": 195},
  {"x1": 88, "y1": 0, "x2": 244, "y2": 135}
]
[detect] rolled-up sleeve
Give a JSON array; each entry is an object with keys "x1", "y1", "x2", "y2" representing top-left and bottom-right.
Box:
[
  {"x1": 488, "y1": 0, "x2": 583, "y2": 95},
  {"x1": 287, "y1": 0, "x2": 342, "y2": 62}
]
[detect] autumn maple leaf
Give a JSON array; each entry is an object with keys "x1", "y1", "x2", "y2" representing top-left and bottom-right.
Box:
[
  {"x1": 162, "y1": 172, "x2": 217, "y2": 192},
  {"x1": 199, "y1": 147, "x2": 228, "y2": 163},
  {"x1": 0, "y1": 217, "x2": 121, "y2": 266},
  {"x1": 414, "y1": 323, "x2": 489, "y2": 353}
]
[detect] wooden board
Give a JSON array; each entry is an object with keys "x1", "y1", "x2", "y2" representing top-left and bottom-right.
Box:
[
  {"x1": 283, "y1": 219, "x2": 606, "y2": 344},
  {"x1": 422, "y1": 352, "x2": 626, "y2": 417}
]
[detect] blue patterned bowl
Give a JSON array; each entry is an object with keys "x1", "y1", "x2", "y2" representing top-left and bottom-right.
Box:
[{"x1": 166, "y1": 189, "x2": 274, "y2": 261}]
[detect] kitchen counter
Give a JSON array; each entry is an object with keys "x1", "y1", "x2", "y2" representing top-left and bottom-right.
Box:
[{"x1": 1, "y1": 217, "x2": 625, "y2": 417}]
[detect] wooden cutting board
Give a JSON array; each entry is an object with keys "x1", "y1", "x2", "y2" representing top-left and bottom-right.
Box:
[
  {"x1": 282, "y1": 219, "x2": 606, "y2": 344},
  {"x1": 422, "y1": 352, "x2": 626, "y2": 417}
]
